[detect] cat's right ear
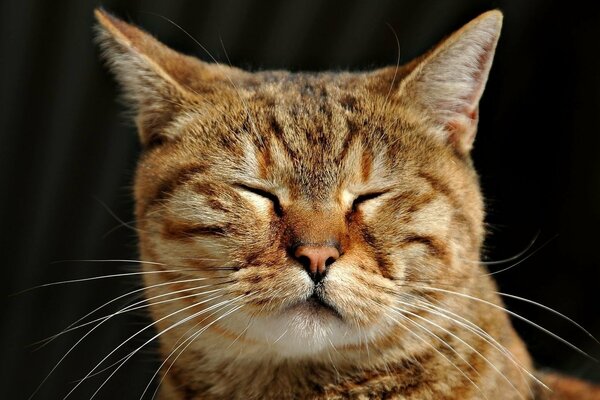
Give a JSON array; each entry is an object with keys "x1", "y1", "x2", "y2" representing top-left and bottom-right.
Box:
[
  {"x1": 395, "y1": 10, "x2": 503, "y2": 155},
  {"x1": 94, "y1": 9, "x2": 228, "y2": 147}
]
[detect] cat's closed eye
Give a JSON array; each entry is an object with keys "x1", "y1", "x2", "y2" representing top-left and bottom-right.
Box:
[
  {"x1": 351, "y1": 191, "x2": 388, "y2": 212},
  {"x1": 236, "y1": 184, "x2": 283, "y2": 216}
]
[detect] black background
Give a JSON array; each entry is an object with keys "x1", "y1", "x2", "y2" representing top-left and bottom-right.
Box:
[{"x1": 2, "y1": 0, "x2": 599, "y2": 398}]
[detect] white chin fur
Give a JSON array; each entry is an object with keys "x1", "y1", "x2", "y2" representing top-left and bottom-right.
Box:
[{"x1": 231, "y1": 305, "x2": 370, "y2": 359}]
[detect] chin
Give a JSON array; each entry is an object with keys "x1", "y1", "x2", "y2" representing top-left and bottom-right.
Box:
[{"x1": 238, "y1": 302, "x2": 362, "y2": 359}]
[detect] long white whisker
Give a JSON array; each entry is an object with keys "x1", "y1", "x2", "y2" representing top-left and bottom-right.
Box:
[
  {"x1": 51, "y1": 258, "x2": 168, "y2": 266},
  {"x1": 75, "y1": 289, "x2": 233, "y2": 383},
  {"x1": 383, "y1": 23, "x2": 401, "y2": 103},
  {"x1": 146, "y1": 302, "x2": 245, "y2": 400},
  {"x1": 18, "y1": 269, "x2": 194, "y2": 295},
  {"x1": 496, "y1": 291, "x2": 599, "y2": 344},
  {"x1": 35, "y1": 276, "x2": 226, "y2": 347},
  {"x1": 405, "y1": 294, "x2": 545, "y2": 392},
  {"x1": 89, "y1": 297, "x2": 244, "y2": 400},
  {"x1": 483, "y1": 234, "x2": 557, "y2": 276},
  {"x1": 394, "y1": 303, "x2": 525, "y2": 400},
  {"x1": 387, "y1": 306, "x2": 481, "y2": 378},
  {"x1": 52, "y1": 285, "x2": 227, "y2": 353},
  {"x1": 392, "y1": 276, "x2": 600, "y2": 352},
  {"x1": 93, "y1": 196, "x2": 143, "y2": 235},
  {"x1": 28, "y1": 281, "x2": 227, "y2": 400},
  {"x1": 382, "y1": 309, "x2": 486, "y2": 398},
  {"x1": 62, "y1": 294, "x2": 233, "y2": 399},
  {"x1": 272, "y1": 328, "x2": 288, "y2": 345},
  {"x1": 460, "y1": 231, "x2": 540, "y2": 266},
  {"x1": 411, "y1": 285, "x2": 597, "y2": 361},
  {"x1": 226, "y1": 319, "x2": 251, "y2": 350}
]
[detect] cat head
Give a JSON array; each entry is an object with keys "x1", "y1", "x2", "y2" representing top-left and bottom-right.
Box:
[{"x1": 96, "y1": 9, "x2": 501, "y2": 359}]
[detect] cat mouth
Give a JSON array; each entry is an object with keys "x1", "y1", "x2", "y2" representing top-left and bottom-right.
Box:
[{"x1": 301, "y1": 291, "x2": 343, "y2": 320}]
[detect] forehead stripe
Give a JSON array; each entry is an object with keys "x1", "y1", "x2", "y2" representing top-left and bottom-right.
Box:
[{"x1": 145, "y1": 163, "x2": 207, "y2": 212}]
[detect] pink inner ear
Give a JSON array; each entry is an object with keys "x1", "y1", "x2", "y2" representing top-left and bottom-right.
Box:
[
  {"x1": 447, "y1": 108, "x2": 479, "y2": 154},
  {"x1": 404, "y1": 13, "x2": 502, "y2": 154},
  {"x1": 465, "y1": 38, "x2": 496, "y2": 110},
  {"x1": 443, "y1": 35, "x2": 496, "y2": 123}
]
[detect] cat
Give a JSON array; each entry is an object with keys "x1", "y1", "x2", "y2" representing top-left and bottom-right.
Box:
[{"x1": 94, "y1": 8, "x2": 600, "y2": 400}]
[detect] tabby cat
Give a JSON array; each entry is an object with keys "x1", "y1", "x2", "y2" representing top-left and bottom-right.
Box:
[{"x1": 94, "y1": 8, "x2": 599, "y2": 400}]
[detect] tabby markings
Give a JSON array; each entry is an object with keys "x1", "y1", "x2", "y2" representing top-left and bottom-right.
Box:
[
  {"x1": 147, "y1": 163, "x2": 208, "y2": 211},
  {"x1": 162, "y1": 220, "x2": 228, "y2": 240}
]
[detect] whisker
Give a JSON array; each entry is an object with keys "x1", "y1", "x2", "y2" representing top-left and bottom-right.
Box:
[
  {"x1": 386, "y1": 306, "x2": 481, "y2": 378},
  {"x1": 403, "y1": 293, "x2": 545, "y2": 392},
  {"x1": 496, "y1": 291, "x2": 599, "y2": 344},
  {"x1": 393, "y1": 302, "x2": 526, "y2": 399},
  {"x1": 50, "y1": 256, "x2": 233, "y2": 268},
  {"x1": 219, "y1": 36, "x2": 234, "y2": 68},
  {"x1": 382, "y1": 309, "x2": 486, "y2": 398},
  {"x1": 93, "y1": 196, "x2": 143, "y2": 235},
  {"x1": 50, "y1": 258, "x2": 168, "y2": 266},
  {"x1": 30, "y1": 290, "x2": 223, "y2": 400},
  {"x1": 373, "y1": 23, "x2": 402, "y2": 151},
  {"x1": 226, "y1": 318, "x2": 251, "y2": 350},
  {"x1": 272, "y1": 328, "x2": 288, "y2": 345},
  {"x1": 62, "y1": 294, "x2": 237, "y2": 399},
  {"x1": 32, "y1": 275, "x2": 230, "y2": 347},
  {"x1": 326, "y1": 341, "x2": 341, "y2": 381},
  {"x1": 38, "y1": 283, "x2": 230, "y2": 347},
  {"x1": 15, "y1": 269, "x2": 194, "y2": 296},
  {"x1": 396, "y1": 278, "x2": 598, "y2": 349},
  {"x1": 101, "y1": 218, "x2": 137, "y2": 238},
  {"x1": 483, "y1": 234, "x2": 558, "y2": 276},
  {"x1": 383, "y1": 23, "x2": 401, "y2": 103},
  {"x1": 405, "y1": 284, "x2": 597, "y2": 361},
  {"x1": 461, "y1": 231, "x2": 540, "y2": 266},
  {"x1": 145, "y1": 301, "x2": 245, "y2": 400},
  {"x1": 73, "y1": 290, "x2": 234, "y2": 383},
  {"x1": 361, "y1": 325, "x2": 371, "y2": 362}
]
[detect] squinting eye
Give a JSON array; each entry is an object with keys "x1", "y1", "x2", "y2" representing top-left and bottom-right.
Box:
[
  {"x1": 352, "y1": 191, "x2": 387, "y2": 212},
  {"x1": 237, "y1": 184, "x2": 283, "y2": 216}
]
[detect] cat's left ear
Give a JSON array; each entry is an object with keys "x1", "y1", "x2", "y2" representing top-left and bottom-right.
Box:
[
  {"x1": 94, "y1": 9, "x2": 242, "y2": 147},
  {"x1": 398, "y1": 10, "x2": 503, "y2": 154}
]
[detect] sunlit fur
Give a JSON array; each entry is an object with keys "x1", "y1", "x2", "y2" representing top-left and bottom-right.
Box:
[{"x1": 93, "y1": 9, "x2": 594, "y2": 400}]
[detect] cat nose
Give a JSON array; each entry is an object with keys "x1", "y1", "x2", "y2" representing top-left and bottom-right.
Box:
[{"x1": 294, "y1": 245, "x2": 340, "y2": 284}]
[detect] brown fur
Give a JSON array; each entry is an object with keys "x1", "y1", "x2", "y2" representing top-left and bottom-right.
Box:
[{"x1": 95, "y1": 9, "x2": 599, "y2": 400}]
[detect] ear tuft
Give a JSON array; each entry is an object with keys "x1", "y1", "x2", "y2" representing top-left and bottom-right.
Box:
[{"x1": 400, "y1": 10, "x2": 503, "y2": 154}]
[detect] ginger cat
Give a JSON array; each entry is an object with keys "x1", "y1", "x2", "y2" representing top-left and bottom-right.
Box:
[{"x1": 94, "y1": 9, "x2": 599, "y2": 400}]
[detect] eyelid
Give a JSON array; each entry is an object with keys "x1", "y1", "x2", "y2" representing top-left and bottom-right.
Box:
[
  {"x1": 352, "y1": 191, "x2": 388, "y2": 210},
  {"x1": 236, "y1": 184, "x2": 283, "y2": 215}
]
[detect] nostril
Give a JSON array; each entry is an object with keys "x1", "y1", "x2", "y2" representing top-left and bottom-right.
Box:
[
  {"x1": 325, "y1": 257, "x2": 336, "y2": 267},
  {"x1": 298, "y1": 255, "x2": 312, "y2": 270}
]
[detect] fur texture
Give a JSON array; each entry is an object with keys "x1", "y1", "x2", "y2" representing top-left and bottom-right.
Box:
[{"x1": 95, "y1": 9, "x2": 598, "y2": 399}]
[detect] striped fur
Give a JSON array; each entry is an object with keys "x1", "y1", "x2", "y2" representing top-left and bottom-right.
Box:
[{"x1": 95, "y1": 9, "x2": 598, "y2": 400}]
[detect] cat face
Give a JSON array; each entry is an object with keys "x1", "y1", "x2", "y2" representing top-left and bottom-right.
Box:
[{"x1": 96, "y1": 10, "x2": 500, "y2": 359}]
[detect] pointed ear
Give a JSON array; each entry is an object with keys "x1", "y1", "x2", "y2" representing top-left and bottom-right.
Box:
[
  {"x1": 94, "y1": 9, "x2": 228, "y2": 146},
  {"x1": 399, "y1": 10, "x2": 503, "y2": 155}
]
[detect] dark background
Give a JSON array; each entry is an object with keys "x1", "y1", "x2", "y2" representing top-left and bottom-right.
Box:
[{"x1": 2, "y1": 0, "x2": 599, "y2": 398}]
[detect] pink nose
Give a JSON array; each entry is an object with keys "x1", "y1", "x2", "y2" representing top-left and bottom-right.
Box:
[{"x1": 294, "y1": 245, "x2": 340, "y2": 283}]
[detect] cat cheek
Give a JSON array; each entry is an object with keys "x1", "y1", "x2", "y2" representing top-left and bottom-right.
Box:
[{"x1": 325, "y1": 265, "x2": 392, "y2": 320}]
